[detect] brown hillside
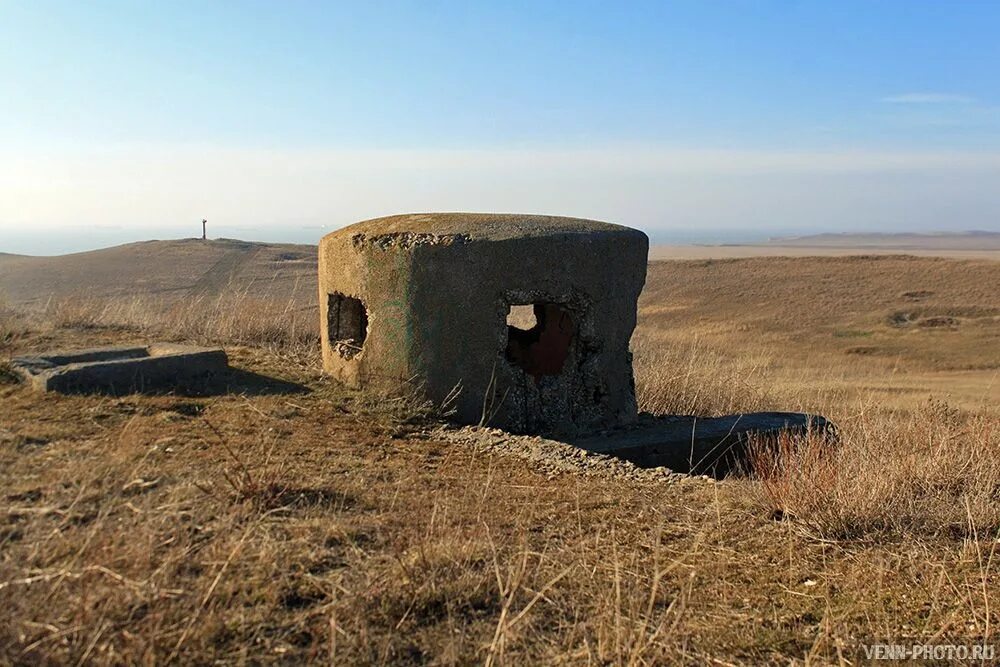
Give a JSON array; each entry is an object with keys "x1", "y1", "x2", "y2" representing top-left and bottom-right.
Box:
[
  {"x1": 766, "y1": 231, "x2": 1000, "y2": 250},
  {"x1": 0, "y1": 239, "x2": 316, "y2": 307}
]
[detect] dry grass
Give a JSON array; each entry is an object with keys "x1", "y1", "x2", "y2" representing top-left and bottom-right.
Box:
[
  {"x1": 632, "y1": 334, "x2": 778, "y2": 416},
  {"x1": 2, "y1": 355, "x2": 995, "y2": 663},
  {"x1": 632, "y1": 255, "x2": 1000, "y2": 546},
  {"x1": 0, "y1": 348, "x2": 719, "y2": 664},
  {"x1": 634, "y1": 326, "x2": 1000, "y2": 543},
  {"x1": 749, "y1": 401, "x2": 1000, "y2": 539},
  {"x1": 2, "y1": 255, "x2": 999, "y2": 664},
  {"x1": 0, "y1": 300, "x2": 32, "y2": 349},
  {"x1": 42, "y1": 288, "x2": 319, "y2": 357},
  {"x1": 639, "y1": 256, "x2": 1000, "y2": 416}
]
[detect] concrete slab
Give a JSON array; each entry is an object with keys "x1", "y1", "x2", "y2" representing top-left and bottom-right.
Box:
[
  {"x1": 11, "y1": 343, "x2": 228, "y2": 394},
  {"x1": 571, "y1": 412, "x2": 835, "y2": 476}
]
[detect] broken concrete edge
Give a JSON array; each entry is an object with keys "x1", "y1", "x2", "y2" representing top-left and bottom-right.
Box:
[
  {"x1": 333, "y1": 212, "x2": 640, "y2": 243},
  {"x1": 10, "y1": 344, "x2": 229, "y2": 394}
]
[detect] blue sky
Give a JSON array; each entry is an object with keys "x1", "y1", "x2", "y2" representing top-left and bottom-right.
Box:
[{"x1": 2, "y1": 1, "x2": 1000, "y2": 253}]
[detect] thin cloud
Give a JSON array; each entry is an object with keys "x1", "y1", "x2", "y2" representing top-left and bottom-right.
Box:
[{"x1": 881, "y1": 93, "x2": 975, "y2": 104}]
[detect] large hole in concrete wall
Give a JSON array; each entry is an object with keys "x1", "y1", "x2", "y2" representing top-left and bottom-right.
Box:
[
  {"x1": 505, "y1": 303, "x2": 576, "y2": 381},
  {"x1": 327, "y1": 293, "x2": 368, "y2": 359}
]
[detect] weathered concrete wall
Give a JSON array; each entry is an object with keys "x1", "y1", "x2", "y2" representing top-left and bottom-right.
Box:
[{"x1": 318, "y1": 213, "x2": 648, "y2": 435}]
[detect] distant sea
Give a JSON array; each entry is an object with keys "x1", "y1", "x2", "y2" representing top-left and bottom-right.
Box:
[{"x1": 0, "y1": 225, "x2": 785, "y2": 257}]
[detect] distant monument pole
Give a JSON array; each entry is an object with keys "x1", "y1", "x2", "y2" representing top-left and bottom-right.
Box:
[{"x1": 201, "y1": 219, "x2": 207, "y2": 240}]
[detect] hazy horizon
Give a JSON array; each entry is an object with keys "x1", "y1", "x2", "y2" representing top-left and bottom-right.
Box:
[
  {"x1": 0, "y1": 218, "x2": 795, "y2": 256},
  {"x1": 4, "y1": 221, "x2": 999, "y2": 257}
]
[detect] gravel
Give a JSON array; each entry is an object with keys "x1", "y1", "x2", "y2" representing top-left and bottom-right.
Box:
[{"x1": 434, "y1": 424, "x2": 712, "y2": 485}]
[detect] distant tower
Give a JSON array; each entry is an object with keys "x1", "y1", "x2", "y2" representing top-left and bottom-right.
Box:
[{"x1": 201, "y1": 219, "x2": 207, "y2": 240}]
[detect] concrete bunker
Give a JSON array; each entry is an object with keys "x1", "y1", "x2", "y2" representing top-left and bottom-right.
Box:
[
  {"x1": 319, "y1": 213, "x2": 649, "y2": 435},
  {"x1": 317, "y1": 213, "x2": 833, "y2": 469}
]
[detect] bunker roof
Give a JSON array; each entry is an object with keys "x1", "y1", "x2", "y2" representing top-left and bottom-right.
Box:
[{"x1": 323, "y1": 212, "x2": 644, "y2": 244}]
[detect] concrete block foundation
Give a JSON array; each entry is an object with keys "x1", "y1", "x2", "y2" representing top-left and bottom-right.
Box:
[
  {"x1": 11, "y1": 343, "x2": 228, "y2": 394},
  {"x1": 319, "y1": 213, "x2": 649, "y2": 435}
]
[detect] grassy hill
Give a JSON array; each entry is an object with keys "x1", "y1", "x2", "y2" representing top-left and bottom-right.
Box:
[
  {"x1": 637, "y1": 255, "x2": 1000, "y2": 415},
  {"x1": 0, "y1": 238, "x2": 316, "y2": 307}
]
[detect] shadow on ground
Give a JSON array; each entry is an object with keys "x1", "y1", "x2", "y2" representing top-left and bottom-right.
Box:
[{"x1": 209, "y1": 368, "x2": 309, "y2": 397}]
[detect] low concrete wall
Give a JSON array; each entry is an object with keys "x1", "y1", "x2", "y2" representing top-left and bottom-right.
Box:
[{"x1": 12, "y1": 344, "x2": 228, "y2": 395}]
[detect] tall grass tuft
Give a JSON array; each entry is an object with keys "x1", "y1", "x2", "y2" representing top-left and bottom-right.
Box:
[
  {"x1": 631, "y1": 334, "x2": 776, "y2": 416},
  {"x1": 747, "y1": 399, "x2": 1000, "y2": 539}
]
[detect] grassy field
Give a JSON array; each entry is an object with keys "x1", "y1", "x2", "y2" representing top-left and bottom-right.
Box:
[
  {"x1": 637, "y1": 255, "x2": 999, "y2": 416},
  {"x1": 1, "y1": 251, "x2": 998, "y2": 664}
]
